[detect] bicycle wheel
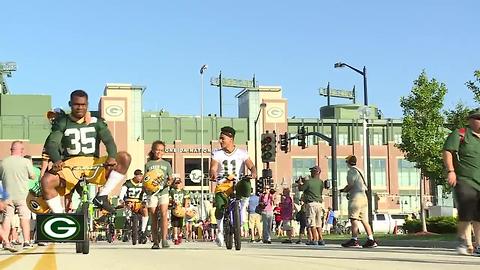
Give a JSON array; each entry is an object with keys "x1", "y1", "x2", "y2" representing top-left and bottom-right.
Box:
[
  {"x1": 107, "y1": 221, "x2": 115, "y2": 243},
  {"x1": 131, "y1": 214, "x2": 139, "y2": 245},
  {"x1": 233, "y1": 200, "x2": 242, "y2": 250},
  {"x1": 224, "y1": 209, "x2": 233, "y2": 250},
  {"x1": 82, "y1": 202, "x2": 90, "y2": 254}
]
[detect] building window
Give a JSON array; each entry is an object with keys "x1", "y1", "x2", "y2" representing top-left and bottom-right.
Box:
[
  {"x1": 398, "y1": 159, "x2": 420, "y2": 187},
  {"x1": 184, "y1": 158, "x2": 209, "y2": 187},
  {"x1": 292, "y1": 158, "x2": 316, "y2": 180},
  {"x1": 372, "y1": 133, "x2": 384, "y2": 145},
  {"x1": 327, "y1": 158, "x2": 349, "y2": 188},
  {"x1": 371, "y1": 158, "x2": 386, "y2": 188},
  {"x1": 394, "y1": 134, "x2": 402, "y2": 144},
  {"x1": 338, "y1": 133, "x2": 349, "y2": 145}
]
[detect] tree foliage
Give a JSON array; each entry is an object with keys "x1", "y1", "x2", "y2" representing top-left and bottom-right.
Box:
[
  {"x1": 444, "y1": 102, "x2": 470, "y2": 131},
  {"x1": 466, "y1": 70, "x2": 480, "y2": 103},
  {"x1": 398, "y1": 70, "x2": 447, "y2": 187}
]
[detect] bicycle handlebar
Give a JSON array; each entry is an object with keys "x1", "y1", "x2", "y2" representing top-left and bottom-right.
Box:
[{"x1": 63, "y1": 164, "x2": 105, "y2": 181}]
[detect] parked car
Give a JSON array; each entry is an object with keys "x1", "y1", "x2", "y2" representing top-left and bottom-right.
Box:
[{"x1": 344, "y1": 213, "x2": 407, "y2": 234}]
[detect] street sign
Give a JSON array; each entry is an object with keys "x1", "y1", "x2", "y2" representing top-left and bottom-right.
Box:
[
  {"x1": 210, "y1": 77, "x2": 254, "y2": 88},
  {"x1": 319, "y1": 88, "x2": 354, "y2": 99}
]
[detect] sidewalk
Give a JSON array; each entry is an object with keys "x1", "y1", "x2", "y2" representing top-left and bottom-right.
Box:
[{"x1": 325, "y1": 239, "x2": 457, "y2": 249}]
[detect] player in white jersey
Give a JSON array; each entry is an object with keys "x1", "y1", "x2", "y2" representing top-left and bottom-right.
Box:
[{"x1": 209, "y1": 126, "x2": 257, "y2": 247}]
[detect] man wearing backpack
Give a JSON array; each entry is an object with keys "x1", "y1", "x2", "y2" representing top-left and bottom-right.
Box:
[{"x1": 443, "y1": 108, "x2": 480, "y2": 256}]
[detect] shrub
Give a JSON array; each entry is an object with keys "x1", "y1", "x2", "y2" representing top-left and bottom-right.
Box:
[{"x1": 405, "y1": 216, "x2": 457, "y2": 234}]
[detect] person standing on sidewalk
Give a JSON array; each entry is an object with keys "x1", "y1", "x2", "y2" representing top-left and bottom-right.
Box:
[
  {"x1": 298, "y1": 166, "x2": 325, "y2": 246},
  {"x1": 280, "y1": 187, "x2": 294, "y2": 244},
  {"x1": 247, "y1": 190, "x2": 262, "y2": 242},
  {"x1": 0, "y1": 141, "x2": 35, "y2": 250},
  {"x1": 443, "y1": 108, "x2": 480, "y2": 256},
  {"x1": 340, "y1": 155, "x2": 377, "y2": 248},
  {"x1": 260, "y1": 188, "x2": 274, "y2": 244}
]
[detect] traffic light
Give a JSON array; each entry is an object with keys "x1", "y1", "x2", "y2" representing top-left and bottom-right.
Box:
[
  {"x1": 255, "y1": 178, "x2": 265, "y2": 195},
  {"x1": 280, "y1": 132, "x2": 289, "y2": 153},
  {"x1": 298, "y1": 126, "x2": 307, "y2": 149},
  {"x1": 261, "y1": 132, "x2": 276, "y2": 163}
]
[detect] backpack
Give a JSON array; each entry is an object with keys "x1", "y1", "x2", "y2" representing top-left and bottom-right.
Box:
[{"x1": 459, "y1": 128, "x2": 466, "y2": 144}]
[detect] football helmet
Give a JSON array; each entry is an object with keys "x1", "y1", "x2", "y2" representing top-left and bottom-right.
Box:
[
  {"x1": 172, "y1": 205, "x2": 186, "y2": 218},
  {"x1": 26, "y1": 191, "x2": 51, "y2": 214},
  {"x1": 143, "y1": 169, "x2": 165, "y2": 195}
]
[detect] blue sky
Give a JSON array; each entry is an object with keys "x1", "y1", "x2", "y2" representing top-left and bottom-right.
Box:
[{"x1": 2, "y1": 1, "x2": 479, "y2": 119}]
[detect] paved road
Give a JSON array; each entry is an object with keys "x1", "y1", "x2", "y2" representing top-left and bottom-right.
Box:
[{"x1": 0, "y1": 241, "x2": 478, "y2": 270}]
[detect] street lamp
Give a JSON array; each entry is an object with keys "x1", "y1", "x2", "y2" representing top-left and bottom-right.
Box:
[
  {"x1": 200, "y1": 64, "x2": 208, "y2": 220},
  {"x1": 254, "y1": 102, "x2": 267, "y2": 171},
  {"x1": 334, "y1": 62, "x2": 373, "y2": 229}
]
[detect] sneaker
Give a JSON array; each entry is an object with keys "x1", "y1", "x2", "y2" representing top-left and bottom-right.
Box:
[
  {"x1": 457, "y1": 243, "x2": 473, "y2": 256},
  {"x1": 264, "y1": 240, "x2": 272, "y2": 244},
  {"x1": 317, "y1": 240, "x2": 326, "y2": 246},
  {"x1": 11, "y1": 240, "x2": 21, "y2": 245},
  {"x1": 362, "y1": 239, "x2": 378, "y2": 248},
  {"x1": 306, "y1": 241, "x2": 316, "y2": 245},
  {"x1": 37, "y1": 242, "x2": 48, "y2": 247},
  {"x1": 3, "y1": 243, "x2": 18, "y2": 253},
  {"x1": 216, "y1": 233, "x2": 224, "y2": 247},
  {"x1": 23, "y1": 242, "x2": 34, "y2": 249},
  {"x1": 282, "y1": 239, "x2": 293, "y2": 244},
  {"x1": 255, "y1": 239, "x2": 262, "y2": 243},
  {"x1": 473, "y1": 246, "x2": 480, "y2": 257},
  {"x1": 174, "y1": 239, "x2": 180, "y2": 245},
  {"x1": 295, "y1": 240, "x2": 302, "y2": 244},
  {"x1": 93, "y1": 195, "x2": 115, "y2": 214},
  {"x1": 151, "y1": 243, "x2": 160, "y2": 249},
  {"x1": 341, "y1": 239, "x2": 361, "y2": 248},
  {"x1": 162, "y1": 240, "x2": 170, "y2": 248},
  {"x1": 249, "y1": 239, "x2": 255, "y2": 243}
]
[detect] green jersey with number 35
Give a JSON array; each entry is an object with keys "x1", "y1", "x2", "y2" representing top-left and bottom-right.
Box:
[{"x1": 44, "y1": 114, "x2": 117, "y2": 162}]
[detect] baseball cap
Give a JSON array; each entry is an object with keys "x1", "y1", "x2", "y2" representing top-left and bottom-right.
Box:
[
  {"x1": 469, "y1": 108, "x2": 480, "y2": 119},
  {"x1": 220, "y1": 126, "x2": 236, "y2": 138},
  {"x1": 345, "y1": 155, "x2": 357, "y2": 165},
  {"x1": 309, "y1": 166, "x2": 321, "y2": 173}
]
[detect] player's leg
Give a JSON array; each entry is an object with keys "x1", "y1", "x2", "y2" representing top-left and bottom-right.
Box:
[
  {"x1": 41, "y1": 172, "x2": 64, "y2": 213},
  {"x1": 94, "y1": 152, "x2": 131, "y2": 213}
]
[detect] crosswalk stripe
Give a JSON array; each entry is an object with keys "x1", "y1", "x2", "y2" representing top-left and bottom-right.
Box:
[
  {"x1": 33, "y1": 244, "x2": 56, "y2": 270},
  {"x1": 0, "y1": 245, "x2": 39, "y2": 269}
]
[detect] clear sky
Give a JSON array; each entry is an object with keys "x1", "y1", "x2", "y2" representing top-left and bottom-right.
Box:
[{"x1": 2, "y1": 1, "x2": 479, "y2": 119}]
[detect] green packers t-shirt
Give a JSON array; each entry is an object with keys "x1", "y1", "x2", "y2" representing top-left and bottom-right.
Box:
[
  {"x1": 144, "y1": 159, "x2": 173, "y2": 195},
  {"x1": 443, "y1": 128, "x2": 480, "y2": 191}
]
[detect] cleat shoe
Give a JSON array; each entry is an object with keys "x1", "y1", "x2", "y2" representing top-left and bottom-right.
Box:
[
  {"x1": 362, "y1": 239, "x2": 378, "y2": 248},
  {"x1": 93, "y1": 195, "x2": 115, "y2": 214},
  {"x1": 162, "y1": 240, "x2": 170, "y2": 248},
  {"x1": 216, "y1": 233, "x2": 224, "y2": 247},
  {"x1": 151, "y1": 243, "x2": 160, "y2": 249},
  {"x1": 341, "y1": 238, "x2": 361, "y2": 248}
]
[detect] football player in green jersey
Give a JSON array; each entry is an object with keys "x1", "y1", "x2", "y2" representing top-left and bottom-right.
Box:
[
  {"x1": 40, "y1": 90, "x2": 131, "y2": 214},
  {"x1": 169, "y1": 177, "x2": 190, "y2": 245},
  {"x1": 119, "y1": 169, "x2": 148, "y2": 242}
]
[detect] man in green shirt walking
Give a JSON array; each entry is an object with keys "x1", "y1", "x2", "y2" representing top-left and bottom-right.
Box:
[
  {"x1": 443, "y1": 108, "x2": 480, "y2": 256},
  {"x1": 298, "y1": 166, "x2": 324, "y2": 246}
]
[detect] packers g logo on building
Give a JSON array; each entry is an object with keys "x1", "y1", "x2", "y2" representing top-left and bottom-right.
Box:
[{"x1": 41, "y1": 216, "x2": 81, "y2": 240}]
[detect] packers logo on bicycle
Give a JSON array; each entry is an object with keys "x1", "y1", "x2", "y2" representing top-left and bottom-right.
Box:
[{"x1": 37, "y1": 215, "x2": 84, "y2": 241}]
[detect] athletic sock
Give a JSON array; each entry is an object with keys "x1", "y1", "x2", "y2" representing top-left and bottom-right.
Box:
[{"x1": 99, "y1": 170, "x2": 126, "y2": 196}]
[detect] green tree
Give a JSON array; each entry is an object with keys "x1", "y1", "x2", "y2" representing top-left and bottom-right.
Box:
[
  {"x1": 466, "y1": 70, "x2": 480, "y2": 103},
  {"x1": 444, "y1": 102, "x2": 470, "y2": 131},
  {"x1": 398, "y1": 70, "x2": 447, "y2": 232}
]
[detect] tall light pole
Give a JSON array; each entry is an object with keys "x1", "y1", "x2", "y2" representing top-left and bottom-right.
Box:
[
  {"x1": 200, "y1": 64, "x2": 208, "y2": 220},
  {"x1": 334, "y1": 62, "x2": 373, "y2": 229},
  {"x1": 254, "y1": 102, "x2": 267, "y2": 171}
]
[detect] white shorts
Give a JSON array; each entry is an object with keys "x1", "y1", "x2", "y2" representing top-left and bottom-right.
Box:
[{"x1": 146, "y1": 193, "x2": 169, "y2": 208}]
